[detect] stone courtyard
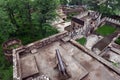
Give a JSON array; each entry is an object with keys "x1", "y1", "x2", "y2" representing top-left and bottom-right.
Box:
[{"x1": 13, "y1": 39, "x2": 120, "y2": 80}]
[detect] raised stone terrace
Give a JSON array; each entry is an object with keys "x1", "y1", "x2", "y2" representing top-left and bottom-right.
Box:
[{"x1": 13, "y1": 39, "x2": 120, "y2": 80}]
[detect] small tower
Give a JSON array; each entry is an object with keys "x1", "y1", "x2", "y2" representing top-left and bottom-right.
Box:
[{"x1": 2, "y1": 38, "x2": 22, "y2": 63}]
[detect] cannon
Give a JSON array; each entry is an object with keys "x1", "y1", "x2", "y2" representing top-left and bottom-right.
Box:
[
  {"x1": 56, "y1": 49, "x2": 66, "y2": 75},
  {"x1": 55, "y1": 49, "x2": 70, "y2": 79}
]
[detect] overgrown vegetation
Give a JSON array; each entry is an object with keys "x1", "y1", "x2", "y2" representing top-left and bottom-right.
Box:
[
  {"x1": 60, "y1": 0, "x2": 120, "y2": 16},
  {"x1": 11, "y1": 23, "x2": 59, "y2": 45},
  {"x1": 76, "y1": 37, "x2": 86, "y2": 45},
  {"x1": 112, "y1": 62, "x2": 120, "y2": 68},
  {"x1": 0, "y1": 0, "x2": 60, "y2": 43},
  {"x1": 0, "y1": 46, "x2": 13, "y2": 80},
  {"x1": 7, "y1": 44, "x2": 20, "y2": 49},
  {"x1": 0, "y1": 0, "x2": 59, "y2": 80},
  {"x1": 95, "y1": 24, "x2": 116, "y2": 36},
  {"x1": 115, "y1": 37, "x2": 120, "y2": 45}
]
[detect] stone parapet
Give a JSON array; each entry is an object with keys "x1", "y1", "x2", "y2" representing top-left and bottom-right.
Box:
[{"x1": 22, "y1": 31, "x2": 68, "y2": 53}]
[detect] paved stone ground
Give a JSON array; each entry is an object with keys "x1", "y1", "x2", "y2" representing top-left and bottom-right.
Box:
[
  {"x1": 85, "y1": 35, "x2": 102, "y2": 50},
  {"x1": 19, "y1": 41, "x2": 120, "y2": 80},
  {"x1": 21, "y1": 56, "x2": 39, "y2": 79},
  {"x1": 33, "y1": 41, "x2": 88, "y2": 80}
]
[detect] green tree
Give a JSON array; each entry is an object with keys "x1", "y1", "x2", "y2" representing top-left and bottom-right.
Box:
[
  {"x1": 42, "y1": 23, "x2": 59, "y2": 37},
  {"x1": 60, "y1": 0, "x2": 68, "y2": 5},
  {"x1": 0, "y1": 0, "x2": 59, "y2": 79},
  {"x1": 32, "y1": 0, "x2": 59, "y2": 36},
  {"x1": 70, "y1": 0, "x2": 83, "y2": 5},
  {"x1": 0, "y1": 0, "x2": 59, "y2": 43},
  {"x1": 0, "y1": 2, "x2": 16, "y2": 43},
  {"x1": 82, "y1": 0, "x2": 120, "y2": 15}
]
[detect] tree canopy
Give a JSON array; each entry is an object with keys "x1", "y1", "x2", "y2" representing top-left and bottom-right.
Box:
[
  {"x1": 0, "y1": 0, "x2": 59, "y2": 80},
  {"x1": 60, "y1": 0, "x2": 68, "y2": 5},
  {"x1": 0, "y1": 0, "x2": 59, "y2": 43},
  {"x1": 60, "y1": 0, "x2": 120, "y2": 15}
]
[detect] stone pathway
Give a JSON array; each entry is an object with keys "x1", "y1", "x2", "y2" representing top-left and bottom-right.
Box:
[{"x1": 85, "y1": 35, "x2": 102, "y2": 50}]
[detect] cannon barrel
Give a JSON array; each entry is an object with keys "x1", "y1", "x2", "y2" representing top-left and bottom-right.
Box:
[{"x1": 56, "y1": 49, "x2": 66, "y2": 75}]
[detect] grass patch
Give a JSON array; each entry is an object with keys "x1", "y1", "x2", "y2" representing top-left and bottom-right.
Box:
[
  {"x1": 76, "y1": 37, "x2": 86, "y2": 45},
  {"x1": 96, "y1": 24, "x2": 116, "y2": 36},
  {"x1": 115, "y1": 37, "x2": 120, "y2": 45},
  {"x1": 112, "y1": 62, "x2": 120, "y2": 68},
  {"x1": 8, "y1": 44, "x2": 20, "y2": 49}
]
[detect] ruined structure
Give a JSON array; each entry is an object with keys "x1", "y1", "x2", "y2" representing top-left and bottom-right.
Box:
[
  {"x1": 61, "y1": 5, "x2": 85, "y2": 15},
  {"x1": 13, "y1": 10, "x2": 120, "y2": 80},
  {"x1": 65, "y1": 11, "x2": 102, "y2": 39},
  {"x1": 57, "y1": 6, "x2": 67, "y2": 20},
  {"x1": 2, "y1": 38, "x2": 22, "y2": 62}
]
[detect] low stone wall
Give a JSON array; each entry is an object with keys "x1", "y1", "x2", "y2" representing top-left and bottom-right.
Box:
[
  {"x1": 13, "y1": 50, "x2": 22, "y2": 80},
  {"x1": 112, "y1": 43, "x2": 120, "y2": 49},
  {"x1": 2, "y1": 38, "x2": 22, "y2": 49},
  {"x1": 22, "y1": 31, "x2": 68, "y2": 53}
]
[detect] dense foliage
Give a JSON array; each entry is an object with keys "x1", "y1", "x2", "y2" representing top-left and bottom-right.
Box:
[
  {"x1": 0, "y1": 46, "x2": 13, "y2": 80},
  {"x1": 0, "y1": 0, "x2": 59, "y2": 43},
  {"x1": 60, "y1": 0, "x2": 68, "y2": 5},
  {"x1": 0, "y1": 0, "x2": 59, "y2": 80},
  {"x1": 60, "y1": 0, "x2": 120, "y2": 15}
]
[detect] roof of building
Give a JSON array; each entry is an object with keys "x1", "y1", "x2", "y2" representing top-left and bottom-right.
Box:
[{"x1": 72, "y1": 17, "x2": 84, "y2": 25}]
